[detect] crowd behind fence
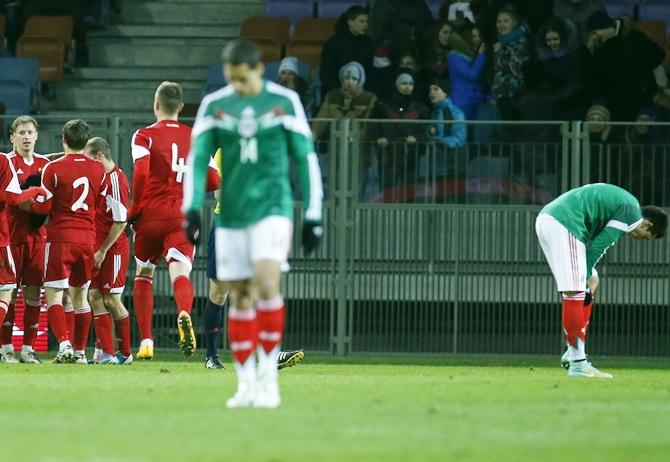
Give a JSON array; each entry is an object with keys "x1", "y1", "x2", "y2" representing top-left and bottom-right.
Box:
[{"x1": 1, "y1": 116, "x2": 669, "y2": 357}]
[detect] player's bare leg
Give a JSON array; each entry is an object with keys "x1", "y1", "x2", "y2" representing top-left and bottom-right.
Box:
[
  {"x1": 89, "y1": 289, "x2": 116, "y2": 364},
  {"x1": 225, "y1": 280, "x2": 257, "y2": 408},
  {"x1": 63, "y1": 290, "x2": 75, "y2": 344},
  {"x1": 19, "y1": 285, "x2": 43, "y2": 364},
  {"x1": 168, "y1": 260, "x2": 196, "y2": 357},
  {"x1": 0, "y1": 289, "x2": 18, "y2": 363},
  {"x1": 134, "y1": 263, "x2": 155, "y2": 360},
  {"x1": 45, "y1": 287, "x2": 73, "y2": 363},
  {"x1": 69, "y1": 286, "x2": 92, "y2": 364},
  {"x1": 0, "y1": 290, "x2": 12, "y2": 335}
]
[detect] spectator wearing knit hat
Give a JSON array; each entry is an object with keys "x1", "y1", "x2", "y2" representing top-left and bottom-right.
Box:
[
  {"x1": 427, "y1": 77, "x2": 467, "y2": 147},
  {"x1": 311, "y1": 62, "x2": 377, "y2": 141},
  {"x1": 275, "y1": 57, "x2": 309, "y2": 109},
  {"x1": 584, "y1": 11, "x2": 666, "y2": 121}
]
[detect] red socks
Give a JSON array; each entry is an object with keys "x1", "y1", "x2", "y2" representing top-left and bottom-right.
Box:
[
  {"x1": 172, "y1": 275, "x2": 193, "y2": 315},
  {"x1": 114, "y1": 315, "x2": 131, "y2": 357},
  {"x1": 47, "y1": 303, "x2": 69, "y2": 343},
  {"x1": 22, "y1": 299, "x2": 41, "y2": 348},
  {"x1": 256, "y1": 297, "x2": 285, "y2": 354},
  {"x1": 134, "y1": 276, "x2": 154, "y2": 340},
  {"x1": 562, "y1": 293, "x2": 586, "y2": 347},
  {"x1": 93, "y1": 312, "x2": 115, "y2": 356},
  {"x1": 228, "y1": 307, "x2": 257, "y2": 364},
  {"x1": 1, "y1": 302, "x2": 15, "y2": 345},
  {"x1": 73, "y1": 307, "x2": 92, "y2": 351},
  {"x1": 0, "y1": 301, "x2": 8, "y2": 327}
]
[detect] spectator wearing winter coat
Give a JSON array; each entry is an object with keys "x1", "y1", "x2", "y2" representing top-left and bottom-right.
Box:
[
  {"x1": 319, "y1": 6, "x2": 375, "y2": 99},
  {"x1": 427, "y1": 78, "x2": 467, "y2": 147},
  {"x1": 422, "y1": 20, "x2": 456, "y2": 79},
  {"x1": 585, "y1": 11, "x2": 667, "y2": 121},
  {"x1": 370, "y1": 0, "x2": 434, "y2": 45},
  {"x1": 275, "y1": 57, "x2": 310, "y2": 110},
  {"x1": 447, "y1": 30, "x2": 489, "y2": 120},
  {"x1": 312, "y1": 62, "x2": 377, "y2": 141},
  {"x1": 553, "y1": 0, "x2": 607, "y2": 45}
]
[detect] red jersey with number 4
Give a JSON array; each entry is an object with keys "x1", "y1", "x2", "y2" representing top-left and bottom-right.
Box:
[
  {"x1": 0, "y1": 153, "x2": 23, "y2": 246},
  {"x1": 38, "y1": 153, "x2": 106, "y2": 245},
  {"x1": 5, "y1": 151, "x2": 50, "y2": 244},
  {"x1": 131, "y1": 120, "x2": 192, "y2": 220},
  {"x1": 95, "y1": 166, "x2": 130, "y2": 251}
]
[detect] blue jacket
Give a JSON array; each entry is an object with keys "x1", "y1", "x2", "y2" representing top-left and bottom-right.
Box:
[
  {"x1": 448, "y1": 51, "x2": 489, "y2": 120},
  {"x1": 428, "y1": 98, "x2": 467, "y2": 148}
]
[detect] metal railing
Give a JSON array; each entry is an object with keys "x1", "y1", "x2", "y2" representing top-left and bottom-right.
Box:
[{"x1": 2, "y1": 116, "x2": 669, "y2": 356}]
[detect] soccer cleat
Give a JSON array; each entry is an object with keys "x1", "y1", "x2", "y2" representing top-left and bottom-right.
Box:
[
  {"x1": 226, "y1": 383, "x2": 256, "y2": 409},
  {"x1": 109, "y1": 352, "x2": 133, "y2": 365},
  {"x1": 277, "y1": 350, "x2": 304, "y2": 370},
  {"x1": 19, "y1": 350, "x2": 42, "y2": 364},
  {"x1": 567, "y1": 360, "x2": 613, "y2": 378},
  {"x1": 0, "y1": 350, "x2": 19, "y2": 364},
  {"x1": 253, "y1": 381, "x2": 281, "y2": 409},
  {"x1": 95, "y1": 352, "x2": 115, "y2": 364},
  {"x1": 205, "y1": 355, "x2": 224, "y2": 369},
  {"x1": 73, "y1": 352, "x2": 89, "y2": 365},
  {"x1": 54, "y1": 342, "x2": 74, "y2": 363},
  {"x1": 92, "y1": 347, "x2": 104, "y2": 364},
  {"x1": 560, "y1": 350, "x2": 569, "y2": 370},
  {"x1": 177, "y1": 311, "x2": 196, "y2": 357},
  {"x1": 137, "y1": 343, "x2": 154, "y2": 361}
]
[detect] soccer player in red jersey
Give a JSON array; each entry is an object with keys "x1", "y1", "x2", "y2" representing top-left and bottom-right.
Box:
[
  {"x1": 129, "y1": 81, "x2": 219, "y2": 359},
  {"x1": 26, "y1": 120, "x2": 106, "y2": 364},
  {"x1": 1, "y1": 116, "x2": 50, "y2": 364},
  {"x1": 84, "y1": 137, "x2": 133, "y2": 365}
]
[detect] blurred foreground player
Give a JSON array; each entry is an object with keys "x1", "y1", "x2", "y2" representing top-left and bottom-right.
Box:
[{"x1": 536, "y1": 183, "x2": 667, "y2": 378}]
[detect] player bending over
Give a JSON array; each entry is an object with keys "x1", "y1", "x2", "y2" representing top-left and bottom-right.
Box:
[
  {"x1": 536, "y1": 183, "x2": 667, "y2": 378},
  {"x1": 184, "y1": 39, "x2": 323, "y2": 409}
]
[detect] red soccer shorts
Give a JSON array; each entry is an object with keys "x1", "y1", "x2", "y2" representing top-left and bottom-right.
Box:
[
  {"x1": 44, "y1": 242, "x2": 95, "y2": 289},
  {"x1": 11, "y1": 240, "x2": 45, "y2": 287},
  {"x1": 133, "y1": 218, "x2": 195, "y2": 270},
  {"x1": 0, "y1": 245, "x2": 17, "y2": 290},
  {"x1": 91, "y1": 242, "x2": 130, "y2": 294}
]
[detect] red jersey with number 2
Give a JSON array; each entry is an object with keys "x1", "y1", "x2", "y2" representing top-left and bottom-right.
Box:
[
  {"x1": 39, "y1": 153, "x2": 106, "y2": 245},
  {"x1": 131, "y1": 120, "x2": 191, "y2": 221}
]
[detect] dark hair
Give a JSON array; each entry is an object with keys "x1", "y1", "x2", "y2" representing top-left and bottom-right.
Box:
[
  {"x1": 63, "y1": 119, "x2": 90, "y2": 151},
  {"x1": 642, "y1": 205, "x2": 668, "y2": 239},
  {"x1": 497, "y1": 4, "x2": 520, "y2": 24},
  {"x1": 222, "y1": 39, "x2": 262, "y2": 68},
  {"x1": 86, "y1": 136, "x2": 112, "y2": 160},
  {"x1": 538, "y1": 17, "x2": 568, "y2": 47},
  {"x1": 11, "y1": 115, "x2": 38, "y2": 134},
  {"x1": 156, "y1": 81, "x2": 183, "y2": 115},
  {"x1": 336, "y1": 5, "x2": 368, "y2": 32}
]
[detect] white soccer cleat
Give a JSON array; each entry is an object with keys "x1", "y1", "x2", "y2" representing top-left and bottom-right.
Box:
[
  {"x1": 73, "y1": 351, "x2": 89, "y2": 365},
  {"x1": 19, "y1": 350, "x2": 42, "y2": 364},
  {"x1": 95, "y1": 352, "x2": 115, "y2": 364},
  {"x1": 92, "y1": 347, "x2": 104, "y2": 363},
  {"x1": 253, "y1": 381, "x2": 281, "y2": 409},
  {"x1": 226, "y1": 383, "x2": 256, "y2": 409},
  {"x1": 0, "y1": 350, "x2": 19, "y2": 363},
  {"x1": 568, "y1": 360, "x2": 613, "y2": 379},
  {"x1": 109, "y1": 352, "x2": 133, "y2": 365},
  {"x1": 54, "y1": 342, "x2": 74, "y2": 363}
]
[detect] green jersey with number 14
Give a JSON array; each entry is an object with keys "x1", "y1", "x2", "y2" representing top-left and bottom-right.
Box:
[
  {"x1": 541, "y1": 183, "x2": 643, "y2": 274},
  {"x1": 183, "y1": 81, "x2": 322, "y2": 228}
]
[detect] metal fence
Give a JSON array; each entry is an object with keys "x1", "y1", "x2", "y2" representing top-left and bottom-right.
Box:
[{"x1": 2, "y1": 116, "x2": 669, "y2": 356}]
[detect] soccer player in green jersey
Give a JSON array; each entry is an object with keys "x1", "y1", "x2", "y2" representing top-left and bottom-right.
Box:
[
  {"x1": 183, "y1": 40, "x2": 323, "y2": 408},
  {"x1": 536, "y1": 183, "x2": 667, "y2": 378}
]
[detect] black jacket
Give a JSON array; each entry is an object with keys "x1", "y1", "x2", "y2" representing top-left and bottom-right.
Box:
[{"x1": 319, "y1": 27, "x2": 375, "y2": 99}]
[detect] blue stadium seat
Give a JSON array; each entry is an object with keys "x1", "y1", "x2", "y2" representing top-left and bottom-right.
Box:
[
  {"x1": 639, "y1": 0, "x2": 670, "y2": 27},
  {"x1": 316, "y1": 0, "x2": 368, "y2": 19},
  {"x1": 267, "y1": 0, "x2": 315, "y2": 24},
  {"x1": 0, "y1": 57, "x2": 40, "y2": 132},
  {"x1": 201, "y1": 63, "x2": 227, "y2": 98},
  {"x1": 602, "y1": 0, "x2": 636, "y2": 18}
]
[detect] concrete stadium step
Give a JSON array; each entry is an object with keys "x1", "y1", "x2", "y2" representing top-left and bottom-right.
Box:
[
  {"x1": 71, "y1": 66, "x2": 208, "y2": 83},
  {"x1": 88, "y1": 37, "x2": 227, "y2": 67},
  {"x1": 117, "y1": 0, "x2": 265, "y2": 26},
  {"x1": 41, "y1": 80, "x2": 204, "y2": 112},
  {"x1": 88, "y1": 24, "x2": 239, "y2": 39}
]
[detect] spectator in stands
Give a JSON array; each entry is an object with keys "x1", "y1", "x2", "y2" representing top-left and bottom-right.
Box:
[
  {"x1": 491, "y1": 5, "x2": 529, "y2": 120},
  {"x1": 372, "y1": 70, "x2": 429, "y2": 187},
  {"x1": 553, "y1": 0, "x2": 607, "y2": 45},
  {"x1": 585, "y1": 11, "x2": 667, "y2": 121},
  {"x1": 370, "y1": 0, "x2": 434, "y2": 46},
  {"x1": 447, "y1": 27, "x2": 489, "y2": 120},
  {"x1": 275, "y1": 57, "x2": 309, "y2": 108},
  {"x1": 311, "y1": 62, "x2": 377, "y2": 141},
  {"x1": 422, "y1": 20, "x2": 459, "y2": 79},
  {"x1": 427, "y1": 77, "x2": 466, "y2": 147},
  {"x1": 585, "y1": 104, "x2": 614, "y2": 143},
  {"x1": 319, "y1": 6, "x2": 375, "y2": 99},
  {"x1": 439, "y1": 1, "x2": 491, "y2": 30},
  {"x1": 490, "y1": 0, "x2": 553, "y2": 33}
]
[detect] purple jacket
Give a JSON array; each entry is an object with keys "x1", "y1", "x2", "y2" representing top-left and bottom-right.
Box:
[{"x1": 448, "y1": 51, "x2": 489, "y2": 120}]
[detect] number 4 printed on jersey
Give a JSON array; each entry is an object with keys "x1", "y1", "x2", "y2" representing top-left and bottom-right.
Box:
[{"x1": 171, "y1": 142, "x2": 188, "y2": 183}]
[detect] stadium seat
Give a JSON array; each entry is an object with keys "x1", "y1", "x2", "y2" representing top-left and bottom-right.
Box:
[
  {"x1": 316, "y1": 0, "x2": 368, "y2": 18},
  {"x1": 0, "y1": 56, "x2": 40, "y2": 110},
  {"x1": 16, "y1": 16, "x2": 73, "y2": 82},
  {"x1": 239, "y1": 16, "x2": 291, "y2": 63},
  {"x1": 633, "y1": 20, "x2": 666, "y2": 48},
  {"x1": 201, "y1": 63, "x2": 227, "y2": 98},
  {"x1": 267, "y1": 0, "x2": 315, "y2": 24},
  {"x1": 285, "y1": 18, "x2": 337, "y2": 68},
  {"x1": 639, "y1": 0, "x2": 670, "y2": 28},
  {"x1": 602, "y1": 0, "x2": 635, "y2": 18}
]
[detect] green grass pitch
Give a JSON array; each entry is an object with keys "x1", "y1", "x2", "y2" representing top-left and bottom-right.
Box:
[{"x1": 2, "y1": 353, "x2": 670, "y2": 462}]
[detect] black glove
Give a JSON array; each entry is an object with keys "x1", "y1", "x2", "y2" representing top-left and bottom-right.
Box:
[
  {"x1": 183, "y1": 209, "x2": 202, "y2": 245},
  {"x1": 584, "y1": 291, "x2": 594, "y2": 306},
  {"x1": 301, "y1": 221, "x2": 323, "y2": 255},
  {"x1": 20, "y1": 174, "x2": 41, "y2": 190}
]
